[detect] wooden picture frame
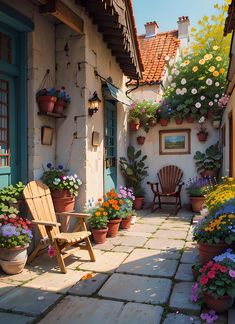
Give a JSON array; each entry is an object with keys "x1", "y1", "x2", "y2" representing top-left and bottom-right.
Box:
[
  {"x1": 41, "y1": 126, "x2": 54, "y2": 145},
  {"x1": 159, "y1": 129, "x2": 191, "y2": 155},
  {"x1": 92, "y1": 131, "x2": 99, "y2": 146}
]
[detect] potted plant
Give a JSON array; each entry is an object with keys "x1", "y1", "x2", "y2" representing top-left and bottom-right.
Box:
[
  {"x1": 118, "y1": 187, "x2": 135, "y2": 230},
  {"x1": 54, "y1": 87, "x2": 71, "y2": 114},
  {"x1": 199, "y1": 257, "x2": 235, "y2": 312},
  {"x1": 186, "y1": 177, "x2": 212, "y2": 212},
  {"x1": 196, "y1": 116, "x2": 208, "y2": 142},
  {"x1": 130, "y1": 210, "x2": 137, "y2": 224},
  {"x1": 0, "y1": 182, "x2": 25, "y2": 211},
  {"x1": 156, "y1": 99, "x2": 172, "y2": 126},
  {"x1": 120, "y1": 146, "x2": 149, "y2": 210},
  {"x1": 148, "y1": 116, "x2": 157, "y2": 127},
  {"x1": 88, "y1": 206, "x2": 108, "y2": 244},
  {"x1": 36, "y1": 87, "x2": 57, "y2": 113},
  {"x1": 174, "y1": 110, "x2": 184, "y2": 124},
  {"x1": 0, "y1": 210, "x2": 33, "y2": 275},
  {"x1": 186, "y1": 114, "x2": 195, "y2": 123},
  {"x1": 137, "y1": 136, "x2": 145, "y2": 145},
  {"x1": 41, "y1": 163, "x2": 82, "y2": 213},
  {"x1": 193, "y1": 143, "x2": 222, "y2": 178},
  {"x1": 128, "y1": 100, "x2": 158, "y2": 132}
]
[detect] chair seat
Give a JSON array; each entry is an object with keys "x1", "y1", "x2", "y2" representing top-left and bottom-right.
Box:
[
  {"x1": 159, "y1": 192, "x2": 177, "y2": 196},
  {"x1": 56, "y1": 231, "x2": 91, "y2": 243}
]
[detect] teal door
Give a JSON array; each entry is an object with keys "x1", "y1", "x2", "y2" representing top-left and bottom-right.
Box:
[{"x1": 104, "y1": 100, "x2": 117, "y2": 193}]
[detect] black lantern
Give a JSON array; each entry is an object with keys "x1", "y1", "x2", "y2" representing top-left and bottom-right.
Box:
[{"x1": 88, "y1": 91, "x2": 101, "y2": 116}]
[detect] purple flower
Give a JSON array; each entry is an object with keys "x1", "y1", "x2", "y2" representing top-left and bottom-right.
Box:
[
  {"x1": 200, "y1": 310, "x2": 218, "y2": 323},
  {"x1": 47, "y1": 162, "x2": 52, "y2": 169},
  {"x1": 229, "y1": 270, "x2": 235, "y2": 278},
  {"x1": 1, "y1": 224, "x2": 19, "y2": 237},
  {"x1": 58, "y1": 164, "x2": 63, "y2": 170}
]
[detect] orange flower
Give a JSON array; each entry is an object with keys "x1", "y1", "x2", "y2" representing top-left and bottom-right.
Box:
[
  {"x1": 100, "y1": 208, "x2": 104, "y2": 212},
  {"x1": 103, "y1": 212, "x2": 108, "y2": 216},
  {"x1": 119, "y1": 200, "x2": 124, "y2": 205},
  {"x1": 81, "y1": 273, "x2": 93, "y2": 280},
  {"x1": 113, "y1": 205, "x2": 120, "y2": 211},
  {"x1": 102, "y1": 202, "x2": 109, "y2": 208}
]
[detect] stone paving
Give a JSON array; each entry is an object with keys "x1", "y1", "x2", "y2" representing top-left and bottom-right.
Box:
[{"x1": 0, "y1": 208, "x2": 233, "y2": 323}]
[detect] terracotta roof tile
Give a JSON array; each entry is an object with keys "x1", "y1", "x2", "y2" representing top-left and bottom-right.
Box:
[{"x1": 138, "y1": 30, "x2": 180, "y2": 84}]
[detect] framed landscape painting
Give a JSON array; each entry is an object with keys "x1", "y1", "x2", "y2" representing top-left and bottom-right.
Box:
[{"x1": 159, "y1": 129, "x2": 191, "y2": 155}]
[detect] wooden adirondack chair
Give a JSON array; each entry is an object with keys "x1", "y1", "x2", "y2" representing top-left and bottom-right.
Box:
[
  {"x1": 147, "y1": 165, "x2": 184, "y2": 214},
  {"x1": 23, "y1": 180, "x2": 95, "y2": 273}
]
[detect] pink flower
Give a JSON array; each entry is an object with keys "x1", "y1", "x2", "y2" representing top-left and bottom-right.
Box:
[
  {"x1": 200, "y1": 275, "x2": 209, "y2": 285},
  {"x1": 48, "y1": 245, "x2": 56, "y2": 257},
  {"x1": 229, "y1": 270, "x2": 235, "y2": 278}
]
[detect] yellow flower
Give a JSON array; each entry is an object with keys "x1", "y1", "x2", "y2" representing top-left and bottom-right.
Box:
[
  {"x1": 213, "y1": 71, "x2": 219, "y2": 77},
  {"x1": 95, "y1": 212, "x2": 101, "y2": 216},
  {"x1": 191, "y1": 27, "x2": 197, "y2": 32},
  {"x1": 184, "y1": 60, "x2": 190, "y2": 65},
  {"x1": 219, "y1": 68, "x2": 225, "y2": 74},
  {"x1": 228, "y1": 177, "x2": 234, "y2": 181},
  {"x1": 199, "y1": 59, "x2": 205, "y2": 65},
  {"x1": 216, "y1": 56, "x2": 222, "y2": 61},
  {"x1": 192, "y1": 66, "x2": 198, "y2": 72},
  {"x1": 103, "y1": 212, "x2": 108, "y2": 216},
  {"x1": 207, "y1": 54, "x2": 213, "y2": 60},
  {"x1": 209, "y1": 66, "x2": 215, "y2": 72},
  {"x1": 213, "y1": 45, "x2": 219, "y2": 50},
  {"x1": 204, "y1": 54, "x2": 210, "y2": 60}
]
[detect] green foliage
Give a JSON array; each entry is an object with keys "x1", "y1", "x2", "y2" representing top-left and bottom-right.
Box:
[
  {"x1": 119, "y1": 146, "x2": 148, "y2": 196},
  {"x1": 194, "y1": 143, "x2": 222, "y2": 173},
  {"x1": 88, "y1": 211, "x2": 108, "y2": 230},
  {"x1": 0, "y1": 203, "x2": 19, "y2": 215},
  {"x1": 128, "y1": 100, "x2": 158, "y2": 132},
  {"x1": 0, "y1": 182, "x2": 25, "y2": 205}
]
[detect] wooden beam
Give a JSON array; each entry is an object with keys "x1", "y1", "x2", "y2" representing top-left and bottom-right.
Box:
[{"x1": 39, "y1": 0, "x2": 84, "y2": 34}]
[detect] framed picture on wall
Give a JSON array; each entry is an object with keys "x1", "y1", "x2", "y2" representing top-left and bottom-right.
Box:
[
  {"x1": 159, "y1": 129, "x2": 191, "y2": 155},
  {"x1": 41, "y1": 126, "x2": 54, "y2": 145}
]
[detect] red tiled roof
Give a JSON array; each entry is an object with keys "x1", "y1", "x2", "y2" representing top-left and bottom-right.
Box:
[{"x1": 138, "y1": 30, "x2": 180, "y2": 84}]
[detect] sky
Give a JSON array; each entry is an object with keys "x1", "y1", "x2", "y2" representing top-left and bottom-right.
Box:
[{"x1": 132, "y1": 0, "x2": 225, "y2": 35}]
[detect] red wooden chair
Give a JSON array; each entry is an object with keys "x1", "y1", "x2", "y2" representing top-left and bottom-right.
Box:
[{"x1": 147, "y1": 165, "x2": 184, "y2": 214}]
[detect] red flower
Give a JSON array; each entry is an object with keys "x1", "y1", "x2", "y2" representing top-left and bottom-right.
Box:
[
  {"x1": 200, "y1": 275, "x2": 209, "y2": 285},
  {"x1": 208, "y1": 270, "x2": 216, "y2": 279},
  {"x1": 9, "y1": 218, "x2": 15, "y2": 223},
  {"x1": 220, "y1": 266, "x2": 228, "y2": 273}
]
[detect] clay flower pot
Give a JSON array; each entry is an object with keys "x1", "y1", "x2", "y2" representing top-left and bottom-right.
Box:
[
  {"x1": 186, "y1": 116, "x2": 194, "y2": 123},
  {"x1": 107, "y1": 218, "x2": 121, "y2": 237},
  {"x1": 133, "y1": 197, "x2": 144, "y2": 210},
  {"x1": 148, "y1": 117, "x2": 157, "y2": 127},
  {"x1": 203, "y1": 293, "x2": 234, "y2": 313},
  {"x1": 198, "y1": 242, "x2": 230, "y2": 265},
  {"x1": 137, "y1": 136, "x2": 145, "y2": 145},
  {"x1": 190, "y1": 196, "x2": 206, "y2": 212},
  {"x1": 197, "y1": 131, "x2": 208, "y2": 142},
  {"x1": 37, "y1": 95, "x2": 57, "y2": 113},
  {"x1": 91, "y1": 228, "x2": 108, "y2": 244},
  {"x1": 130, "y1": 120, "x2": 140, "y2": 131},
  {"x1": 0, "y1": 245, "x2": 28, "y2": 275},
  {"x1": 200, "y1": 170, "x2": 218, "y2": 178},
  {"x1": 121, "y1": 216, "x2": 132, "y2": 230},
  {"x1": 53, "y1": 100, "x2": 66, "y2": 114},
  {"x1": 175, "y1": 118, "x2": 183, "y2": 125},
  {"x1": 159, "y1": 118, "x2": 169, "y2": 126},
  {"x1": 51, "y1": 189, "x2": 75, "y2": 213}
]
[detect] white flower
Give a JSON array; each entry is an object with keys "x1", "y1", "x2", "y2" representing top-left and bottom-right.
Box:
[
  {"x1": 215, "y1": 94, "x2": 219, "y2": 98},
  {"x1": 206, "y1": 78, "x2": 213, "y2": 85},
  {"x1": 199, "y1": 116, "x2": 205, "y2": 123},
  {"x1": 215, "y1": 82, "x2": 220, "y2": 87},
  {"x1": 169, "y1": 59, "x2": 174, "y2": 67},
  {"x1": 165, "y1": 55, "x2": 170, "y2": 61},
  {"x1": 181, "y1": 78, "x2": 187, "y2": 85},
  {"x1": 195, "y1": 102, "x2": 201, "y2": 108},
  {"x1": 214, "y1": 99, "x2": 218, "y2": 102},
  {"x1": 168, "y1": 75, "x2": 173, "y2": 82},
  {"x1": 182, "y1": 87, "x2": 187, "y2": 94},
  {"x1": 200, "y1": 96, "x2": 205, "y2": 101},
  {"x1": 200, "y1": 208, "x2": 209, "y2": 217},
  {"x1": 175, "y1": 70, "x2": 180, "y2": 76},
  {"x1": 176, "y1": 88, "x2": 181, "y2": 95},
  {"x1": 191, "y1": 88, "x2": 197, "y2": 94},
  {"x1": 171, "y1": 82, "x2": 176, "y2": 88},
  {"x1": 209, "y1": 101, "x2": 214, "y2": 106}
]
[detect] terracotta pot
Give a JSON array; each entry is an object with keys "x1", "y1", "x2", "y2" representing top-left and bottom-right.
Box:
[
  {"x1": 207, "y1": 111, "x2": 213, "y2": 119},
  {"x1": 148, "y1": 118, "x2": 157, "y2": 127},
  {"x1": 107, "y1": 218, "x2": 121, "y2": 237},
  {"x1": 186, "y1": 116, "x2": 194, "y2": 123},
  {"x1": 198, "y1": 242, "x2": 230, "y2": 265},
  {"x1": 121, "y1": 216, "x2": 132, "y2": 230},
  {"x1": 192, "y1": 265, "x2": 200, "y2": 281},
  {"x1": 53, "y1": 100, "x2": 66, "y2": 114},
  {"x1": 160, "y1": 118, "x2": 169, "y2": 126},
  {"x1": 197, "y1": 132, "x2": 208, "y2": 142},
  {"x1": 92, "y1": 228, "x2": 108, "y2": 244},
  {"x1": 200, "y1": 170, "x2": 218, "y2": 178},
  {"x1": 133, "y1": 196, "x2": 144, "y2": 210},
  {"x1": 137, "y1": 136, "x2": 145, "y2": 145},
  {"x1": 190, "y1": 196, "x2": 206, "y2": 212},
  {"x1": 51, "y1": 189, "x2": 75, "y2": 213},
  {"x1": 203, "y1": 293, "x2": 234, "y2": 313},
  {"x1": 130, "y1": 120, "x2": 140, "y2": 131},
  {"x1": 37, "y1": 95, "x2": 57, "y2": 113},
  {"x1": 175, "y1": 118, "x2": 183, "y2": 125},
  {"x1": 0, "y1": 245, "x2": 28, "y2": 274}
]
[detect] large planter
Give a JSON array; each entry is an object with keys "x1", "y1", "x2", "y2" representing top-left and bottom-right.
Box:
[
  {"x1": 0, "y1": 245, "x2": 28, "y2": 274},
  {"x1": 203, "y1": 293, "x2": 234, "y2": 313},
  {"x1": 133, "y1": 196, "x2": 144, "y2": 210},
  {"x1": 186, "y1": 116, "x2": 194, "y2": 123},
  {"x1": 200, "y1": 169, "x2": 218, "y2": 178},
  {"x1": 53, "y1": 100, "x2": 66, "y2": 114},
  {"x1": 137, "y1": 136, "x2": 145, "y2": 145},
  {"x1": 190, "y1": 196, "x2": 206, "y2": 212},
  {"x1": 51, "y1": 189, "x2": 75, "y2": 213},
  {"x1": 159, "y1": 118, "x2": 169, "y2": 126},
  {"x1": 37, "y1": 95, "x2": 57, "y2": 113},
  {"x1": 107, "y1": 218, "x2": 121, "y2": 237},
  {"x1": 198, "y1": 242, "x2": 230, "y2": 265},
  {"x1": 91, "y1": 228, "x2": 108, "y2": 244},
  {"x1": 121, "y1": 216, "x2": 132, "y2": 230},
  {"x1": 175, "y1": 118, "x2": 183, "y2": 125},
  {"x1": 130, "y1": 119, "x2": 140, "y2": 131},
  {"x1": 197, "y1": 131, "x2": 208, "y2": 142}
]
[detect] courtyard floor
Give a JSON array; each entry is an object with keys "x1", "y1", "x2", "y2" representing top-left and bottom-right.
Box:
[{"x1": 0, "y1": 209, "x2": 234, "y2": 324}]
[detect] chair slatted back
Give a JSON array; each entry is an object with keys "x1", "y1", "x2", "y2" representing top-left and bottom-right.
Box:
[
  {"x1": 23, "y1": 181, "x2": 60, "y2": 238},
  {"x1": 157, "y1": 165, "x2": 183, "y2": 193}
]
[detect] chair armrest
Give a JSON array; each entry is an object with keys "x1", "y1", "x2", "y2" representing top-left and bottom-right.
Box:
[
  {"x1": 32, "y1": 220, "x2": 61, "y2": 227},
  {"x1": 55, "y1": 212, "x2": 91, "y2": 218},
  {"x1": 147, "y1": 181, "x2": 159, "y2": 185}
]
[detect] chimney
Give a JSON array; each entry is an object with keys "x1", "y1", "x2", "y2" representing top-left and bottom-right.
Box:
[
  {"x1": 177, "y1": 16, "x2": 190, "y2": 48},
  {"x1": 145, "y1": 21, "x2": 159, "y2": 38}
]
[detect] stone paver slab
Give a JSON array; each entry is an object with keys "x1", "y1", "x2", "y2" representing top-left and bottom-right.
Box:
[
  {"x1": 68, "y1": 273, "x2": 109, "y2": 296},
  {"x1": 24, "y1": 269, "x2": 85, "y2": 293},
  {"x1": 39, "y1": 296, "x2": 124, "y2": 324},
  {"x1": 121, "y1": 231, "x2": 152, "y2": 238},
  {"x1": 138, "y1": 217, "x2": 166, "y2": 225},
  {"x1": 163, "y1": 313, "x2": 201, "y2": 324},
  {"x1": 116, "y1": 302, "x2": 163, "y2": 324},
  {"x1": 128, "y1": 223, "x2": 157, "y2": 233},
  {"x1": 181, "y1": 248, "x2": 199, "y2": 264},
  {"x1": 98, "y1": 273, "x2": 172, "y2": 305},
  {"x1": 159, "y1": 223, "x2": 190, "y2": 230},
  {"x1": 169, "y1": 282, "x2": 201, "y2": 314},
  {"x1": 93, "y1": 242, "x2": 115, "y2": 251},
  {"x1": 112, "y1": 245, "x2": 135, "y2": 253},
  {"x1": 228, "y1": 308, "x2": 235, "y2": 324},
  {"x1": 0, "y1": 312, "x2": 34, "y2": 324},
  {"x1": 0, "y1": 281, "x2": 17, "y2": 296},
  {"x1": 0, "y1": 287, "x2": 61, "y2": 316},
  {"x1": 79, "y1": 252, "x2": 127, "y2": 273},
  {"x1": 0, "y1": 267, "x2": 39, "y2": 283},
  {"x1": 145, "y1": 238, "x2": 185, "y2": 251},
  {"x1": 117, "y1": 235, "x2": 148, "y2": 247},
  {"x1": 175, "y1": 263, "x2": 194, "y2": 281},
  {"x1": 117, "y1": 248, "x2": 178, "y2": 277},
  {"x1": 152, "y1": 230, "x2": 188, "y2": 240}
]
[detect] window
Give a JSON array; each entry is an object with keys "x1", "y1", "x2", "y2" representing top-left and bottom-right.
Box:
[
  {"x1": 0, "y1": 79, "x2": 9, "y2": 166},
  {"x1": 0, "y1": 32, "x2": 12, "y2": 64}
]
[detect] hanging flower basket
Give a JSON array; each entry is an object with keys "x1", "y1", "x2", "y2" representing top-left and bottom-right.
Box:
[
  {"x1": 54, "y1": 100, "x2": 66, "y2": 114},
  {"x1": 148, "y1": 117, "x2": 157, "y2": 127},
  {"x1": 159, "y1": 118, "x2": 169, "y2": 126},
  {"x1": 137, "y1": 136, "x2": 145, "y2": 145},
  {"x1": 130, "y1": 119, "x2": 140, "y2": 131},
  {"x1": 197, "y1": 131, "x2": 208, "y2": 142},
  {"x1": 37, "y1": 95, "x2": 57, "y2": 113}
]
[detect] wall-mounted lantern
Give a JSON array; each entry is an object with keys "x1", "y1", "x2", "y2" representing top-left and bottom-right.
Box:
[{"x1": 88, "y1": 91, "x2": 101, "y2": 116}]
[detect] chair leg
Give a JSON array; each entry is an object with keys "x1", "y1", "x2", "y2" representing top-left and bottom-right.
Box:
[
  {"x1": 158, "y1": 194, "x2": 161, "y2": 209},
  {"x1": 27, "y1": 242, "x2": 45, "y2": 264},
  {"x1": 53, "y1": 241, "x2": 67, "y2": 273},
  {"x1": 84, "y1": 237, "x2": 96, "y2": 262}
]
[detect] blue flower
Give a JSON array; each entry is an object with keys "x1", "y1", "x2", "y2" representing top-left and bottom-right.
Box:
[
  {"x1": 47, "y1": 163, "x2": 52, "y2": 169},
  {"x1": 58, "y1": 164, "x2": 63, "y2": 170}
]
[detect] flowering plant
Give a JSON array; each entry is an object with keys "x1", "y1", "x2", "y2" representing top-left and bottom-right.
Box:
[
  {"x1": 41, "y1": 163, "x2": 82, "y2": 196},
  {"x1": 55, "y1": 87, "x2": 71, "y2": 106},
  {"x1": 36, "y1": 87, "x2": 57, "y2": 98},
  {"x1": 0, "y1": 213, "x2": 33, "y2": 248},
  {"x1": 186, "y1": 177, "x2": 213, "y2": 197},
  {"x1": 87, "y1": 207, "x2": 108, "y2": 230},
  {"x1": 128, "y1": 100, "x2": 158, "y2": 132},
  {"x1": 155, "y1": 99, "x2": 172, "y2": 120},
  {"x1": 199, "y1": 258, "x2": 235, "y2": 298},
  {"x1": 196, "y1": 116, "x2": 208, "y2": 134},
  {"x1": 118, "y1": 186, "x2": 135, "y2": 219},
  {"x1": 193, "y1": 143, "x2": 222, "y2": 173}
]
